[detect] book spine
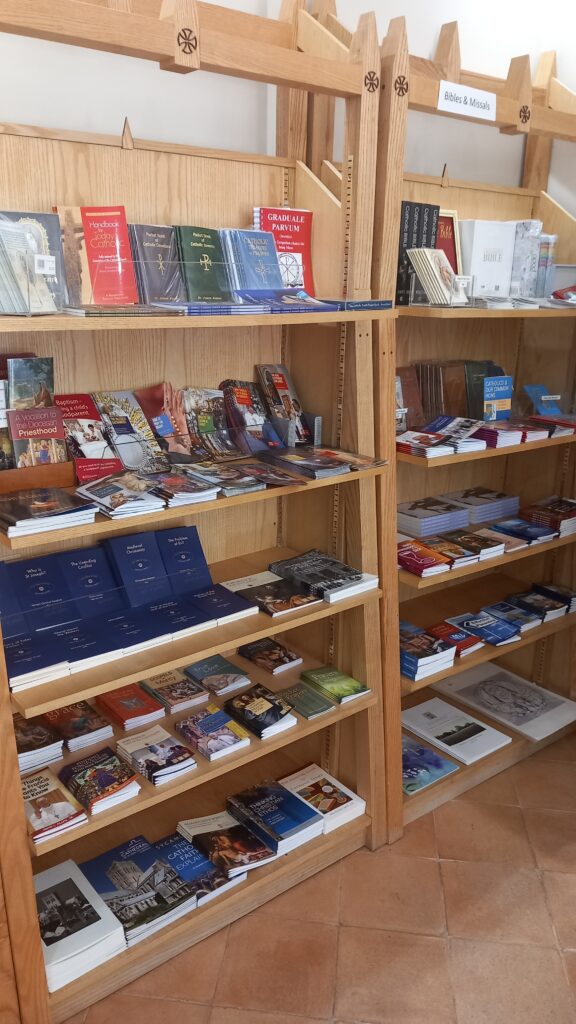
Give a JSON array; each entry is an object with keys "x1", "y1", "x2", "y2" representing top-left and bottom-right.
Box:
[
  {"x1": 411, "y1": 204, "x2": 431, "y2": 304},
  {"x1": 395, "y1": 201, "x2": 413, "y2": 306}
]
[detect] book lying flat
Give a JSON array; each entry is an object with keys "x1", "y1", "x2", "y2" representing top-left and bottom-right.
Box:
[
  {"x1": 176, "y1": 704, "x2": 250, "y2": 762},
  {"x1": 154, "y1": 832, "x2": 246, "y2": 905},
  {"x1": 402, "y1": 697, "x2": 512, "y2": 765},
  {"x1": 401, "y1": 734, "x2": 459, "y2": 795},
  {"x1": 58, "y1": 747, "x2": 140, "y2": 814},
  {"x1": 23, "y1": 768, "x2": 87, "y2": 844},
  {"x1": 178, "y1": 810, "x2": 277, "y2": 877},
  {"x1": 279, "y1": 764, "x2": 366, "y2": 832}
]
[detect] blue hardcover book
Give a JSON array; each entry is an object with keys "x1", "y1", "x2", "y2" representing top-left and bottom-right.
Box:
[
  {"x1": 57, "y1": 545, "x2": 125, "y2": 618},
  {"x1": 155, "y1": 526, "x2": 212, "y2": 595},
  {"x1": 446, "y1": 611, "x2": 520, "y2": 646},
  {"x1": 402, "y1": 734, "x2": 459, "y2": 795},
  {"x1": 8, "y1": 554, "x2": 80, "y2": 631},
  {"x1": 105, "y1": 532, "x2": 172, "y2": 607},
  {"x1": 153, "y1": 832, "x2": 243, "y2": 904},
  {"x1": 187, "y1": 584, "x2": 258, "y2": 625},
  {"x1": 141, "y1": 597, "x2": 216, "y2": 639},
  {"x1": 483, "y1": 376, "x2": 513, "y2": 421},
  {"x1": 4, "y1": 631, "x2": 68, "y2": 685},
  {"x1": 491, "y1": 518, "x2": 557, "y2": 544},
  {"x1": 80, "y1": 834, "x2": 196, "y2": 941},
  {"x1": 0, "y1": 562, "x2": 29, "y2": 638},
  {"x1": 227, "y1": 779, "x2": 324, "y2": 853}
]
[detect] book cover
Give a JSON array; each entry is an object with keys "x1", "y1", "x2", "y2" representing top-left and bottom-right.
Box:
[
  {"x1": 8, "y1": 407, "x2": 67, "y2": 468},
  {"x1": 55, "y1": 392, "x2": 122, "y2": 477},
  {"x1": 129, "y1": 224, "x2": 186, "y2": 304},
  {"x1": 492, "y1": 518, "x2": 557, "y2": 543},
  {"x1": 279, "y1": 764, "x2": 364, "y2": 822},
  {"x1": 227, "y1": 779, "x2": 323, "y2": 846},
  {"x1": 56, "y1": 545, "x2": 124, "y2": 617},
  {"x1": 435, "y1": 213, "x2": 459, "y2": 273},
  {"x1": 401, "y1": 734, "x2": 459, "y2": 795},
  {"x1": 276, "y1": 681, "x2": 334, "y2": 719},
  {"x1": 4, "y1": 630, "x2": 68, "y2": 685},
  {"x1": 508, "y1": 590, "x2": 567, "y2": 619},
  {"x1": 142, "y1": 670, "x2": 208, "y2": 711},
  {"x1": 300, "y1": 666, "x2": 369, "y2": 703},
  {"x1": 0, "y1": 561, "x2": 32, "y2": 639},
  {"x1": 8, "y1": 553, "x2": 79, "y2": 631},
  {"x1": 224, "y1": 684, "x2": 295, "y2": 738},
  {"x1": 482, "y1": 601, "x2": 540, "y2": 631},
  {"x1": 483, "y1": 376, "x2": 513, "y2": 421},
  {"x1": 219, "y1": 378, "x2": 282, "y2": 455},
  {"x1": 13, "y1": 712, "x2": 60, "y2": 755},
  {"x1": 220, "y1": 228, "x2": 283, "y2": 291},
  {"x1": 92, "y1": 390, "x2": 170, "y2": 474},
  {"x1": 427, "y1": 622, "x2": 484, "y2": 656},
  {"x1": 0, "y1": 426, "x2": 14, "y2": 470},
  {"x1": 395, "y1": 201, "x2": 413, "y2": 306},
  {"x1": 105, "y1": 531, "x2": 172, "y2": 607},
  {"x1": 187, "y1": 583, "x2": 258, "y2": 623},
  {"x1": 153, "y1": 832, "x2": 233, "y2": 902},
  {"x1": 155, "y1": 525, "x2": 212, "y2": 595},
  {"x1": 75, "y1": 470, "x2": 163, "y2": 513},
  {"x1": 256, "y1": 363, "x2": 312, "y2": 443},
  {"x1": 399, "y1": 621, "x2": 454, "y2": 662},
  {"x1": 254, "y1": 207, "x2": 314, "y2": 294},
  {"x1": 0, "y1": 210, "x2": 66, "y2": 308},
  {"x1": 43, "y1": 701, "x2": 111, "y2": 744},
  {"x1": 55, "y1": 205, "x2": 138, "y2": 306},
  {"x1": 446, "y1": 611, "x2": 520, "y2": 645},
  {"x1": 397, "y1": 538, "x2": 452, "y2": 575},
  {"x1": 237, "y1": 637, "x2": 302, "y2": 674},
  {"x1": 235, "y1": 576, "x2": 320, "y2": 617},
  {"x1": 176, "y1": 704, "x2": 250, "y2": 760},
  {"x1": 181, "y1": 810, "x2": 275, "y2": 875},
  {"x1": 117, "y1": 725, "x2": 195, "y2": 782},
  {"x1": 7, "y1": 356, "x2": 54, "y2": 410},
  {"x1": 183, "y1": 463, "x2": 261, "y2": 497},
  {"x1": 402, "y1": 697, "x2": 512, "y2": 764},
  {"x1": 397, "y1": 365, "x2": 425, "y2": 429},
  {"x1": 181, "y1": 386, "x2": 242, "y2": 460},
  {"x1": 268, "y1": 549, "x2": 363, "y2": 597},
  {"x1": 184, "y1": 655, "x2": 249, "y2": 695},
  {"x1": 258, "y1": 447, "x2": 351, "y2": 479},
  {"x1": 175, "y1": 226, "x2": 232, "y2": 302},
  {"x1": 133, "y1": 381, "x2": 196, "y2": 464},
  {"x1": 58, "y1": 747, "x2": 138, "y2": 813},
  {"x1": 96, "y1": 684, "x2": 164, "y2": 724},
  {"x1": 0, "y1": 489, "x2": 92, "y2": 530},
  {"x1": 22, "y1": 768, "x2": 86, "y2": 841}
]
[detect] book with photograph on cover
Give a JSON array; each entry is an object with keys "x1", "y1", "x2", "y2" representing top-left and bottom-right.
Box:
[
  {"x1": 238, "y1": 637, "x2": 303, "y2": 674},
  {"x1": 401, "y1": 734, "x2": 459, "y2": 795},
  {"x1": 178, "y1": 810, "x2": 277, "y2": 877},
  {"x1": 58, "y1": 747, "x2": 140, "y2": 814},
  {"x1": 23, "y1": 768, "x2": 87, "y2": 844},
  {"x1": 402, "y1": 697, "x2": 512, "y2": 765},
  {"x1": 92, "y1": 391, "x2": 170, "y2": 475}
]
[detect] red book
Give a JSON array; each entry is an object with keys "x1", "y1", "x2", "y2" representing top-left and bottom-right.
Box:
[
  {"x1": 427, "y1": 621, "x2": 484, "y2": 656},
  {"x1": 55, "y1": 205, "x2": 139, "y2": 306},
  {"x1": 7, "y1": 407, "x2": 68, "y2": 468},
  {"x1": 435, "y1": 214, "x2": 458, "y2": 273},
  {"x1": 253, "y1": 206, "x2": 315, "y2": 295},
  {"x1": 96, "y1": 684, "x2": 165, "y2": 730},
  {"x1": 55, "y1": 393, "x2": 123, "y2": 483},
  {"x1": 397, "y1": 537, "x2": 451, "y2": 577}
]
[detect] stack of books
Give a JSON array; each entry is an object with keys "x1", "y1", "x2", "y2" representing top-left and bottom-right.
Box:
[
  {"x1": 184, "y1": 655, "x2": 250, "y2": 696},
  {"x1": 300, "y1": 665, "x2": 370, "y2": 703},
  {"x1": 43, "y1": 701, "x2": 113, "y2": 752},
  {"x1": 13, "y1": 713, "x2": 63, "y2": 774},
  {"x1": 149, "y1": 472, "x2": 220, "y2": 507},
  {"x1": 427, "y1": 621, "x2": 485, "y2": 657},
  {"x1": 417, "y1": 535, "x2": 479, "y2": 568},
  {"x1": 176, "y1": 704, "x2": 251, "y2": 762},
  {"x1": 396, "y1": 430, "x2": 455, "y2": 459},
  {"x1": 533, "y1": 581, "x2": 576, "y2": 613},
  {"x1": 279, "y1": 764, "x2": 366, "y2": 833},
  {"x1": 226, "y1": 779, "x2": 324, "y2": 854},
  {"x1": 490, "y1": 518, "x2": 558, "y2": 545},
  {"x1": 76, "y1": 472, "x2": 166, "y2": 519},
  {"x1": 268, "y1": 549, "x2": 379, "y2": 604},
  {"x1": 442, "y1": 487, "x2": 519, "y2": 524},
  {"x1": 422, "y1": 416, "x2": 486, "y2": 453},
  {"x1": 507, "y1": 589, "x2": 567, "y2": 622},
  {"x1": 400, "y1": 621, "x2": 456, "y2": 681},
  {"x1": 446, "y1": 610, "x2": 521, "y2": 647},
  {"x1": 23, "y1": 769, "x2": 87, "y2": 845},
  {"x1": 402, "y1": 697, "x2": 512, "y2": 765},
  {"x1": 471, "y1": 422, "x2": 524, "y2": 448},
  {"x1": 0, "y1": 489, "x2": 96, "y2": 539},
  {"x1": 397, "y1": 535, "x2": 452, "y2": 577},
  {"x1": 238, "y1": 637, "x2": 303, "y2": 674},
  {"x1": 116, "y1": 725, "x2": 196, "y2": 786},
  {"x1": 520, "y1": 496, "x2": 576, "y2": 536},
  {"x1": 440, "y1": 529, "x2": 505, "y2": 560},
  {"x1": 397, "y1": 497, "x2": 470, "y2": 539},
  {"x1": 96, "y1": 684, "x2": 166, "y2": 731},
  {"x1": 57, "y1": 747, "x2": 140, "y2": 815},
  {"x1": 141, "y1": 670, "x2": 209, "y2": 713},
  {"x1": 224, "y1": 684, "x2": 297, "y2": 739},
  {"x1": 482, "y1": 600, "x2": 540, "y2": 633},
  {"x1": 178, "y1": 810, "x2": 277, "y2": 877}
]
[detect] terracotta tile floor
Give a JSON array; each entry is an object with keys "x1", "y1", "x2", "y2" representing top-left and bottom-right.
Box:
[{"x1": 66, "y1": 737, "x2": 576, "y2": 1024}]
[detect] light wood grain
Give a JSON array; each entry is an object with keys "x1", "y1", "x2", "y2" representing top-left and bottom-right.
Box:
[
  {"x1": 398, "y1": 305, "x2": 576, "y2": 319},
  {"x1": 305, "y1": 1, "x2": 337, "y2": 177},
  {"x1": 522, "y1": 52, "x2": 556, "y2": 190},
  {"x1": 397, "y1": 434, "x2": 576, "y2": 468},
  {"x1": 0, "y1": 309, "x2": 394, "y2": 333},
  {"x1": 434, "y1": 21, "x2": 460, "y2": 81}
]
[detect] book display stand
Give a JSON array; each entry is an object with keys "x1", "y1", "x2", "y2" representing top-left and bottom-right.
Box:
[{"x1": 0, "y1": 3, "x2": 392, "y2": 1021}]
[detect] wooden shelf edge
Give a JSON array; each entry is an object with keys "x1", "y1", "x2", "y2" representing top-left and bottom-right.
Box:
[
  {"x1": 32, "y1": 693, "x2": 377, "y2": 857},
  {"x1": 48, "y1": 815, "x2": 369, "y2": 1023},
  {"x1": 398, "y1": 533, "x2": 576, "y2": 591},
  {"x1": 397, "y1": 434, "x2": 576, "y2": 468},
  {"x1": 398, "y1": 306, "x2": 576, "y2": 319}
]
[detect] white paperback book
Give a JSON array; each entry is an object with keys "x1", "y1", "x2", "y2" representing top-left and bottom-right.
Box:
[
  {"x1": 401, "y1": 697, "x2": 511, "y2": 764},
  {"x1": 432, "y1": 663, "x2": 576, "y2": 741},
  {"x1": 279, "y1": 763, "x2": 366, "y2": 833},
  {"x1": 459, "y1": 219, "x2": 517, "y2": 298},
  {"x1": 34, "y1": 859, "x2": 126, "y2": 991}
]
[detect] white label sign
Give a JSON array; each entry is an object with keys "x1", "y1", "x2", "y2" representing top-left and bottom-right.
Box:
[
  {"x1": 437, "y1": 80, "x2": 496, "y2": 122},
  {"x1": 34, "y1": 253, "x2": 56, "y2": 276}
]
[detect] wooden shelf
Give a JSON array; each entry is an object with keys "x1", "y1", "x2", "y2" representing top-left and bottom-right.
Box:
[
  {"x1": 398, "y1": 306, "x2": 576, "y2": 319},
  {"x1": 30, "y1": 649, "x2": 376, "y2": 857},
  {"x1": 47, "y1": 814, "x2": 370, "y2": 1024},
  {"x1": 0, "y1": 464, "x2": 388, "y2": 553},
  {"x1": 0, "y1": 309, "x2": 395, "y2": 334},
  {"x1": 397, "y1": 434, "x2": 576, "y2": 468},
  {"x1": 12, "y1": 545, "x2": 381, "y2": 719},
  {"x1": 399, "y1": 571, "x2": 576, "y2": 695},
  {"x1": 399, "y1": 532, "x2": 576, "y2": 591}
]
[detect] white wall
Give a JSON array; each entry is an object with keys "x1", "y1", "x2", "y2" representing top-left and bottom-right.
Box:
[{"x1": 0, "y1": 0, "x2": 574, "y2": 213}]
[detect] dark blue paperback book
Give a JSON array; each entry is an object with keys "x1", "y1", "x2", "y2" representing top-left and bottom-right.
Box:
[
  {"x1": 57, "y1": 545, "x2": 125, "y2": 618},
  {"x1": 4, "y1": 631, "x2": 68, "y2": 684},
  {"x1": 98, "y1": 607, "x2": 171, "y2": 653},
  {"x1": 446, "y1": 611, "x2": 520, "y2": 646},
  {"x1": 491, "y1": 518, "x2": 557, "y2": 544},
  {"x1": 105, "y1": 532, "x2": 173, "y2": 607},
  {"x1": 155, "y1": 526, "x2": 212, "y2": 595},
  {"x1": 187, "y1": 584, "x2": 258, "y2": 625},
  {"x1": 142, "y1": 597, "x2": 216, "y2": 639},
  {"x1": 0, "y1": 562, "x2": 29, "y2": 638},
  {"x1": 481, "y1": 601, "x2": 540, "y2": 631},
  {"x1": 227, "y1": 779, "x2": 323, "y2": 852},
  {"x1": 154, "y1": 832, "x2": 240, "y2": 904},
  {"x1": 8, "y1": 553, "x2": 80, "y2": 631},
  {"x1": 43, "y1": 619, "x2": 121, "y2": 669}
]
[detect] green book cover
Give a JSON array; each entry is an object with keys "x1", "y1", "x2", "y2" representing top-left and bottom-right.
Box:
[
  {"x1": 276, "y1": 681, "x2": 335, "y2": 719},
  {"x1": 175, "y1": 226, "x2": 232, "y2": 302},
  {"x1": 300, "y1": 666, "x2": 369, "y2": 703}
]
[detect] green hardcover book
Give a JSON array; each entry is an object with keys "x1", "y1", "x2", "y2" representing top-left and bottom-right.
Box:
[
  {"x1": 276, "y1": 681, "x2": 335, "y2": 720},
  {"x1": 300, "y1": 666, "x2": 370, "y2": 704},
  {"x1": 175, "y1": 226, "x2": 232, "y2": 302}
]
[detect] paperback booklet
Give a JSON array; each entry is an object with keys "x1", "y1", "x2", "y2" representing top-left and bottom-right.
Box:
[
  {"x1": 300, "y1": 665, "x2": 370, "y2": 703},
  {"x1": 92, "y1": 391, "x2": 170, "y2": 475},
  {"x1": 276, "y1": 680, "x2": 334, "y2": 719},
  {"x1": 57, "y1": 544, "x2": 124, "y2": 618},
  {"x1": 237, "y1": 637, "x2": 303, "y2": 674},
  {"x1": 116, "y1": 725, "x2": 196, "y2": 785},
  {"x1": 397, "y1": 536, "x2": 452, "y2": 577},
  {"x1": 225, "y1": 571, "x2": 321, "y2": 617},
  {"x1": 129, "y1": 223, "x2": 186, "y2": 304},
  {"x1": 253, "y1": 207, "x2": 314, "y2": 294},
  {"x1": 181, "y1": 386, "x2": 244, "y2": 461},
  {"x1": 220, "y1": 228, "x2": 283, "y2": 292},
  {"x1": 133, "y1": 381, "x2": 198, "y2": 465},
  {"x1": 184, "y1": 654, "x2": 250, "y2": 696},
  {"x1": 75, "y1": 470, "x2": 165, "y2": 518},
  {"x1": 427, "y1": 621, "x2": 485, "y2": 657},
  {"x1": 105, "y1": 531, "x2": 172, "y2": 607},
  {"x1": 0, "y1": 488, "x2": 95, "y2": 538},
  {"x1": 42, "y1": 701, "x2": 113, "y2": 751},
  {"x1": 0, "y1": 210, "x2": 66, "y2": 309},
  {"x1": 224, "y1": 684, "x2": 297, "y2": 739},
  {"x1": 56, "y1": 205, "x2": 138, "y2": 306},
  {"x1": 176, "y1": 703, "x2": 250, "y2": 761},
  {"x1": 153, "y1": 831, "x2": 245, "y2": 905},
  {"x1": 54, "y1": 393, "x2": 122, "y2": 481},
  {"x1": 279, "y1": 764, "x2": 366, "y2": 832},
  {"x1": 34, "y1": 859, "x2": 126, "y2": 991},
  {"x1": 96, "y1": 684, "x2": 166, "y2": 731},
  {"x1": 178, "y1": 810, "x2": 277, "y2": 877},
  {"x1": 433, "y1": 663, "x2": 576, "y2": 741},
  {"x1": 8, "y1": 407, "x2": 68, "y2": 468},
  {"x1": 268, "y1": 549, "x2": 378, "y2": 603},
  {"x1": 401, "y1": 734, "x2": 459, "y2": 795},
  {"x1": 227, "y1": 779, "x2": 324, "y2": 854},
  {"x1": 175, "y1": 226, "x2": 232, "y2": 303},
  {"x1": 507, "y1": 590, "x2": 567, "y2": 621},
  {"x1": 446, "y1": 611, "x2": 520, "y2": 646},
  {"x1": 7, "y1": 356, "x2": 54, "y2": 409},
  {"x1": 13, "y1": 712, "x2": 63, "y2": 773},
  {"x1": 219, "y1": 378, "x2": 283, "y2": 455},
  {"x1": 257, "y1": 446, "x2": 351, "y2": 479},
  {"x1": 141, "y1": 669, "x2": 209, "y2": 712},
  {"x1": 481, "y1": 600, "x2": 540, "y2": 632},
  {"x1": 256, "y1": 362, "x2": 313, "y2": 443},
  {"x1": 402, "y1": 697, "x2": 512, "y2": 765},
  {"x1": 23, "y1": 768, "x2": 87, "y2": 844},
  {"x1": 58, "y1": 746, "x2": 140, "y2": 814}
]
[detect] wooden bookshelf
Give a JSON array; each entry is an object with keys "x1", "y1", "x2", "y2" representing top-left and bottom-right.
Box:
[
  {"x1": 398, "y1": 532, "x2": 576, "y2": 591},
  {"x1": 397, "y1": 434, "x2": 576, "y2": 467},
  {"x1": 398, "y1": 306, "x2": 576, "y2": 319},
  {"x1": 0, "y1": 5, "x2": 389, "y2": 1021}
]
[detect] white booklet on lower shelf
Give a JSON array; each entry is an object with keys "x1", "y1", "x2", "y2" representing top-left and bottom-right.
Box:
[
  {"x1": 432, "y1": 663, "x2": 576, "y2": 742},
  {"x1": 401, "y1": 697, "x2": 512, "y2": 765}
]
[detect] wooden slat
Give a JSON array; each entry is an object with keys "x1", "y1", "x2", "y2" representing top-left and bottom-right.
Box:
[
  {"x1": 305, "y1": 0, "x2": 337, "y2": 177},
  {"x1": 398, "y1": 305, "x2": 576, "y2": 319},
  {"x1": 276, "y1": 0, "x2": 307, "y2": 163},
  {"x1": 523, "y1": 52, "x2": 556, "y2": 190},
  {"x1": 434, "y1": 21, "x2": 460, "y2": 81}
]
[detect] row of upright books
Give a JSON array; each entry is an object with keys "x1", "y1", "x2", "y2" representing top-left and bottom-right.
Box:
[
  {"x1": 34, "y1": 763, "x2": 366, "y2": 990},
  {"x1": 400, "y1": 578, "x2": 576, "y2": 682},
  {"x1": 402, "y1": 660, "x2": 576, "y2": 795}
]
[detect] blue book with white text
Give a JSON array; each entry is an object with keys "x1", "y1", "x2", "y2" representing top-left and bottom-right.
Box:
[
  {"x1": 57, "y1": 545, "x2": 125, "y2": 617},
  {"x1": 0, "y1": 562, "x2": 29, "y2": 638},
  {"x1": 156, "y1": 526, "x2": 212, "y2": 595},
  {"x1": 446, "y1": 611, "x2": 520, "y2": 646},
  {"x1": 8, "y1": 553, "x2": 80, "y2": 631},
  {"x1": 105, "y1": 532, "x2": 172, "y2": 607},
  {"x1": 227, "y1": 779, "x2": 323, "y2": 852}
]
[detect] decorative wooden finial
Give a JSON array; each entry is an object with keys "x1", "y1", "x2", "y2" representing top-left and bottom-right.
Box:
[
  {"x1": 121, "y1": 117, "x2": 134, "y2": 150},
  {"x1": 503, "y1": 54, "x2": 532, "y2": 132},
  {"x1": 441, "y1": 163, "x2": 450, "y2": 188},
  {"x1": 159, "y1": 0, "x2": 200, "y2": 74},
  {"x1": 435, "y1": 22, "x2": 461, "y2": 82}
]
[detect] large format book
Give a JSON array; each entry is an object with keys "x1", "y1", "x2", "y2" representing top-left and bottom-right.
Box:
[
  {"x1": 224, "y1": 684, "x2": 297, "y2": 739},
  {"x1": 129, "y1": 223, "x2": 186, "y2": 304},
  {"x1": 92, "y1": 390, "x2": 170, "y2": 474},
  {"x1": 55, "y1": 205, "x2": 138, "y2": 306},
  {"x1": 459, "y1": 219, "x2": 517, "y2": 298},
  {"x1": 80, "y1": 834, "x2": 197, "y2": 946},
  {"x1": 510, "y1": 220, "x2": 542, "y2": 298},
  {"x1": 433, "y1": 663, "x2": 576, "y2": 741},
  {"x1": 14, "y1": 712, "x2": 63, "y2": 774},
  {"x1": 0, "y1": 488, "x2": 96, "y2": 539},
  {"x1": 58, "y1": 746, "x2": 140, "y2": 814},
  {"x1": 154, "y1": 832, "x2": 245, "y2": 905},
  {"x1": 402, "y1": 696, "x2": 512, "y2": 764},
  {"x1": 253, "y1": 206, "x2": 314, "y2": 294},
  {"x1": 395, "y1": 200, "x2": 413, "y2": 305},
  {"x1": 56, "y1": 545, "x2": 125, "y2": 618},
  {"x1": 175, "y1": 225, "x2": 232, "y2": 302},
  {"x1": 279, "y1": 764, "x2": 366, "y2": 832},
  {"x1": 184, "y1": 654, "x2": 250, "y2": 696},
  {"x1": 43, "y1": 701, "x2": 113, "y2": 752},
  {"x1": 8, "y1": 407, "x2": 68, "y2": 468},
  {"x1": 176, "y1": 703, "x2": 250, "y2": 761},
  {"x1": 0, "y1": 562, "x2": 29, "y2": 639},
  {"x1": 227, "y1": 779, "x2": 324, "y2": 854},
  {"x1": 23, "y1": 768, "x2": 87, "y2": 845},
  {"x1": 0, "y1": 210, "x2": 66, "y2": 309},
  {"x1": 256, "y1": 363, "x2": 313, "y2": 444},
  {"x1": 220, "y1": 228, "x2": 283, "y2": 292},
  {"x1": 410, "y1": 204, "x2": 440, "y2": 304},
  {"x1": 178, "y1": 810, "x2": 277, "y2": 877},
  {"x1": 269, "y1": 549, "x2": 379, "y2": 603},
  {"x1": 401, "y1": 734, "x2": 459, "y2": 795},
  {"x1": 116, "y1": 725, "x2": 196, "y2": 786},
  {"x1": 54, "y1": 393, "x2": 122, "y2": 482},
  {"x1": 105, "y1": 531, "x2": 172, "y2": 606},
  {"x1": 300, "y1": 665, "x2": 370, "y2": 703},
  {"x1": 34, "y1": 859, "x2": 126, "y2": 991}
]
